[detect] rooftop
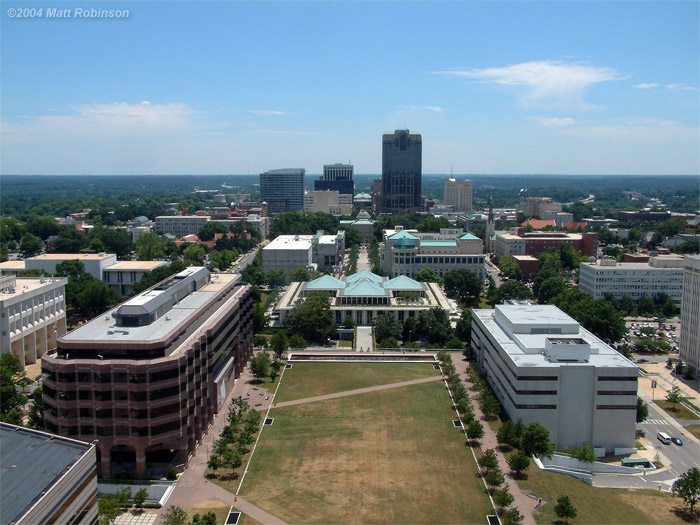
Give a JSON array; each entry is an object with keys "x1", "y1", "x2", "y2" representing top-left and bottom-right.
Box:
[
  {"x1": 0, "y1": 423, "x2": 93, "y2": 525},
  {"x1": 0, "y1": 260, "x2": 26, "y2": 269},
  {"x1": 0, "y1": 277, "x2": 66, "y2": 303},
  {"x1": 420, "y1": 239, "x2": 458, "y2": 247},
  {"x1": 103, "y1": 261, "x2": 169, "y2": 271},
  {"x1": 28, "y1": 253, "x2": 116, "y2": 261},
  {"x1": 387, "y1": 230, "x2": 419, "y2": 241},
  {"x1": 264, "y1": 235, "x2": 314, "y2": 251}
]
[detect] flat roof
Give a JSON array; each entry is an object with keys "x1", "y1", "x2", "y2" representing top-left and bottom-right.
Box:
[
  {"x1": 0, "y1": 423, "x2": 93, "y2": 525},
  {"x1": 0, "y1": 260, "x2": 26, "y2": 269},
  {"x1": 264, "y1": 235, "x2": 314, "y2": 250},
  {"x1": 511, "y1": 255, "x2": 540, "y2": 261},
  {"x1": 28, "y1": 253, "x2": 115, "y2": 261},
  {"x1": 581, "y1": 262, "x2": 684, "y2": 270},
  {"x1": 104, "y1": 260, "x2": 168, "y2": 271},
  {"x1": 420, "y1": 240, "x2": 458, "y2": 247},
  {"x1": 0, "y1": 278, "x2": 66, "y2": 301}
]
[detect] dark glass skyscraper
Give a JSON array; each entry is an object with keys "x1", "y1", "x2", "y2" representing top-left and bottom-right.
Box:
[
  {"x1": 314, "y1": 163, "x2": 354, "y2": 196},
  {"x1": 381, "y1": 130, "x2": 422, "y2": 213},
  {"x1": 260, "y1": 168, "x2": 305, "y2": 215}
]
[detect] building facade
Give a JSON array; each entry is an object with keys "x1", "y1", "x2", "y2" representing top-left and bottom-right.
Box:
[
  {"x1": 25, "y1": 253, "x2": 117, "y2": 281},
  {"x1": 314, "y1": 163, "x2": 354, "y2": 196},
  {"x1": 41, "y1": 267, "x2": 254, "y2": 477},
  {"x1": 339, "y1": 211, "x2": 375, "y2": 244},
  {"x1": 1, "y1": 423, "x2": 99, "y2": 525},
  {"x1": 304, "y1": 190, "x2": 353, "y2": 215},
  {"x1": 495, "y1": 230, "x2": 597, "y2": 258},
  {"x1": 260, "y1": 168, "x2": 305, "y2": 214},
  {"x1": 579, "y1": 256, "x2": 685, "y2": 306},
  {"x1": 276, "y1": 271, "x2": 452, "y2": 326},
  {"x1": 472, "y1": 304, "x2": 638, "y2": 453},
  {"x1": 680, "y1": 255, "x2": 700, "y2": 372},
  {"x1": 381, "y1": 130, "x2": 422, "y2": 213},
  {"x1": 0, "y1": 275, "x2": 67, "y2": 367},
  {"x1": 155, "y1": 215, "x2": 209, "y2": 238},
  {"x1": 262, "y1": 232, "x2": 345, "y2": 273},
  {"x1": 103, "y1": 261, "x2": 169, "y2": 296},
  {"x1": 443, "y1": 178, "x2": 473, "y2": 213},
  {"x1": 381, "y1": 228, "x2": 485, "y2": 279}
]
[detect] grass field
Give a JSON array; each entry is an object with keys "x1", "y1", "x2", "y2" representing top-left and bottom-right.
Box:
[
  {"x1": 186, "y1": 500, "x2": 259, "y2": 525},
  {"x1": 517, "y1": 460, "x2": 691, "y2": 524},
  {"x1": 272, "y1": 362, "x2": 439, "y2": 403},
  {"x1": 241, "y1": 380, "x2": 492, "y2": 524},
  {"x1": 655, "y1": 400, "x2": 699, "y2": 422}
]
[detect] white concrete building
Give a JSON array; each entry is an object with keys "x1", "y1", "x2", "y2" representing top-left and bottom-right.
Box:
[
  {"x1": 263, "y1": 232, "x2": 345, "y2": 273},
  {"x1": 680, "y1": 255, "x2": 700, "y2": 372},
  {"x1": 472, "y1": 304, "x2": 638, "y2": 453},
  {"x1": 304, "y1": 190, "x2": 353, "y2": 216},
  {"x1": 103, "y1": 260, "x2": 169, "y2": 296},
  {"x1": 381, "y1": 228, "x2": 485, "y2": 279},
  {"x1": 579, "y1": 256, "x2": 685, "y2": 306},
  {"x1": 25, "y1": 253, "x2": 117, "y2": 281},
  {"x1": 0, "y1": 276, "x2": 67, "y2": 367},
  {"x1": 443, "y1": 178, "x2": 473, "y2": 213},
  {"x1": 155, "y1": 215, "x2": 209, "y2": 237}
]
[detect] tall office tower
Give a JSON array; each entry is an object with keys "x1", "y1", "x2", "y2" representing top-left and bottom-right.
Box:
[
  {"x1": 381, "y1": 130, "x2": 422, "y2": 213},
  {"x1": 371, "y1": 178, "x2": 382, "y2": 214},
  {"x1": 680, "y1": 255, "x2": 700, "y2": 372},
  {"x1": 260, "y1": 169, "x2": 305, "y2": 215},
  {"x1": 315, "y1": 163, "x2": 354, "y2": 196},
  {"x1": 444, "y1": 178, "x2": 473, "y2": 213}
]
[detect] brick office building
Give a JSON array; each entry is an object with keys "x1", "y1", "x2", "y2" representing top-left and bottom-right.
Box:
[{"x1": 41, "y1": 267, "x2": 254, "y2": 478}]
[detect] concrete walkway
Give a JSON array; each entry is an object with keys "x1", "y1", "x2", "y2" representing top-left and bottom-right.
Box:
[
  {"x1": 272, "y1": 375, "x2": 444, "y2": 408},
  {"x1": 160, "y1": 352, "x2": 286, "y2": 525},
  {"x1": 451, "y1": 356, "x2": 538, "y2": 525},
  {"x1": 355, "y1": 326, "x2": 373, "y2": 351}
]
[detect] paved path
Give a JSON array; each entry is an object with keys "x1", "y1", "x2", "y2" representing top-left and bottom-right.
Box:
[
  {"x1": 451, "y1": 356, "x2": 538, "y2": 525},
  {"x1": 272, "y1": 375, "x2": 444, "y2": 408},
  {"x1": 355, "y1": 326, "x2": 373, "y2": 351},
  {"x1": 160, "y1": 352, "x2": 286, "y2": 525}
]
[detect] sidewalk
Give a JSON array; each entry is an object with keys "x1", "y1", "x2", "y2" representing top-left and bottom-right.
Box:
[
  {"x1": 355, "y1": 326, "x2": 373, "y2": 351},
  {"x1": 451, "y1": 356, "x2": 538, "y2": 525}
]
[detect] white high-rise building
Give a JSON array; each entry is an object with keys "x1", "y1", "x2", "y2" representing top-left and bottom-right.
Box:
[
  {"x1": 443, "y1": 178, "x2": 473, "y2": 213},
  {"x1": 680, "y1": 255, "x2": 700, "y2": 372}
]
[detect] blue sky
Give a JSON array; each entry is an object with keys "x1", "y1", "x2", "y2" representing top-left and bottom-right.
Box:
[{"x1": 1, "y1": 1, "x2": 698, "y2": 175}]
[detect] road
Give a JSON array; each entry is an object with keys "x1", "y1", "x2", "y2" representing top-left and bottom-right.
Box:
[
  {"x1": 228, "y1": 241, "x2": 267, "y2": 273},
  {"x1": 484, "y1": 257, "x2": 504, "y2": 286}
]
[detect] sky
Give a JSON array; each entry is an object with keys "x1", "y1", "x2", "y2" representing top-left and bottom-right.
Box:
[{"x1": 1, "y1": 0, "x2": 699, "y2": 175}]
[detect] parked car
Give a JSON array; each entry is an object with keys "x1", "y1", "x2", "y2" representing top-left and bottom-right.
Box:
[{"x1": 671, "y1": 437, "x2": 683, "y2": 446}]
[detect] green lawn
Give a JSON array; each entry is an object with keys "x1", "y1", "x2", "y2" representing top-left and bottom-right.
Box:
[
  {"x1": 654, "y1": 400, "x2": 699, "y2": 422},
  {"x1": 272, "y1": 362, "x2": 439, "y2": 403},
  {"x1": 516, "y1": 458, "x2": 690, "y2": 524},
  {"x1": 241, "y1": 381, "x2": 492, "y2": 524}
]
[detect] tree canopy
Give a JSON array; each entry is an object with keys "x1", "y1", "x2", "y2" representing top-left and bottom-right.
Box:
[
  {"x1": 284, "y1": 292, "x2": 337, "y2": 343},
  {"x1": 444, "y1": 269, "x2": 482, "y2": 306}
]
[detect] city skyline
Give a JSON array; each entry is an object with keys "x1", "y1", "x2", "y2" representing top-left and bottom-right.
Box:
[{"x1": 1, "y1": 1, "x2": 698, "y2": 176}]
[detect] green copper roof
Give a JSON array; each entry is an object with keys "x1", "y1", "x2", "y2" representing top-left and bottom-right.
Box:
[
  {"x1": 355, "y1": 193, "x2": 372, "y2": 199},
  {"x1": 394, "y1": 238, "x2": 416, "y2": 249},
  {"x1": 420, "y1": 240, "x2": 458, "y2": 247},
  {"x1": 343, "y1": 279, "x2": 388, "y2": 296},
  {"x1": 345, "y1": 270, "x2": 383, "y2": 283},
  {"x1": 459, "y1": 232, "x2": 481, "y2": 240},
  {"x1": 306, "y1": 274, "x2": 346, "y2": 289},
  {"x1": 387, "y1": 230, "x2": 419, "y2": 241},
  {"x1": 383, "y1": 275, "x2": 423, "y2": 290},
  {"x1": 353, "y1": 220, "x2": 374, "y2": 225}
]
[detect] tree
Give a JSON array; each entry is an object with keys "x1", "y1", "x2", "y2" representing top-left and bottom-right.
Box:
[
  {"x1": 249, "y1": 352, "x2": 271, "y2": 381},
  {"x1": 135, "y1": 232, "x2": 167, "y2": 260},
  {"x1": 501, "y1": 507, "x2": 524, "y2": 525},
  {"x1": 166, "y1": 464, "x2": 178, "y2": 480},
  {"x1": 266, "y1": 269, "x2": 288, "y2": 287},
  {"x1": 161, "y1": 505, "x2": 188, "y2": 525},
  {"x1": 114, "y1": 487, "x2": 132, "y2": 510},
  {"x1": 672, "y1": 467, "x2": 700, "y2": 516},
  {"x1": 446, "y1": 336, "x2": 463, "y2": 350},
  {"x1": 537, "y1": 276, "x2": 566, "y2": 304},
  {"x1": 0, "y1": 354, "x2": 28, "y2": 421},
  {"x1": 284, "y1": 292, "x2": 337, "y2": 343},
  {"x1": 26, "y1": 215, "x2": 59, "y2": 240},
  {"x1": 520, "y1": 423, "x2": 555, "y2": 458},
  {"x1": 288, "y1": 334, "x2": 306, "y2": 349},
  {"x1": 636, "y1": 397, "x2": 649, "y2": 423},
  {"x1": 198, "y1": 222, "x2": 229, "y2": 241},
  {"x1": 182, "y1": 244, "x2": 206, "y2": 266},
  {"x1": 637, "y1": 295, "x2": 655, "y2": 317},
  {"x1": 497, "y1": 420, "x2": 516, "y2": 448},
  {"x1": 455, "y1": 309, "x2": 472, "y2": 343},
  {"x1": 223, "y1": 448, "x2": 243, "y2": 475},
  {"x1": 554, "y1": 495, "x2": 578, "y2": 524},
  {"x1": 343, "y1": 314, "x2": 355, "y2": 330},
  {"x1": 619, "y1": 296, "x2": 636, "y2": 316},
  {"x1": 570, "y1": 442, "x2": 596, "y2": 463},
  {"x1": 271, "y1": 331, "x2": 288, "y2": 358},
  {"x1": 344, "y1": 227, "x2": 364, "y2": 248},
  {"x1": 192, "y1": 512, "x2": 217, "y2": 525},
  {"x1": 98, "y1": 495, "x2": 120, "y2": 525},
  {"x1": 402, "y1": 316, "x2": 418, "y2": 342},
  {"x1": 378, "y1": 337, "x2": 398, "y2": 349},
  {"x1": 253, "y1": 334, "x2": 268, "y2": 348},
  {"x1": 507, "y1": 450, "x2": 531, "y2": 478},
  {"x1": 444, "y1": 269, "x2": 483, "y2": 306},
  {"x1": 76, "y1": 280, "x2": 120, "y2": 318},
  {"x1": 20, "y1": 234, "x2": 42, "y2": 257},
  {"x1": 289, "y1": 266, "x2": 312, "y2": 282},
  {"x1": 467, "y1": 420, "x2": 484, "y2": 443},
  {"x1": 207, "y1": 454, "x2": 223, "y2": 477},
  {"x1": 133, "y1": 488, "x2": 147, "y2": 508},
  {"x1": 485, "y1": 468, "x2": 505, "y2": 490},
  {"x1": 480, "y1": 393, "x2": 501, "y2": 420},
  {"x1": 498, "y1": 256, "x2": 523, "y2": 280},
  {"x1": 51, "y1": 228, "x2": 86, "y2": 253},
  {"x1": 480, "y1": 449, "x2": 499, "y2": 472},
  {"x1": 416, "y1": 307, "x2": 453, "y2": 345},
  {"x1": 493, "y1": 488, "x2": 514, "y2": 511},
  {"x1": 413, "y1": 267, "x2": 442, "y2": 284},
  {"x1": 373, "y1": 312, "x2": 402, "y2": 342},
  {"x1": 666, "y1": 386, "x2": 684, "y2": 410},
  {"x1": 492, "y1": 280, "x2": 533, "y2": 305},
  {"x1": 662, "y1": 297, "x2": 677, "y2": 317}
]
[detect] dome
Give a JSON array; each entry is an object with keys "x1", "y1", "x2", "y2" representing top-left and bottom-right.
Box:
[
  {"x1": 394, "y1": 238, "x2": 416, "y2": 249},
  {"x1": 357, "y1": 211, "x2": 371, "y2": 219}
]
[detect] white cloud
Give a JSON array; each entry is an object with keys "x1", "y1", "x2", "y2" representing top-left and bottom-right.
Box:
[
  {"x1": 434, "y1": 60, "x2": 622, "y2": 109},
  {"x1": 565, "y1": 118, "x2": 698, "y2": 141},
  {"x1": 666, "y1": 83, "x2": 698, "y2": 91},
  {"x1": 529, "y1": 116, "x2": 576, "y2": 127},
  {"x1": 633, "y1": 83, "x2": 658, "y2": 89},
  {"x1": 248, "y1": 110, "x2": 290, "y2": 116},
  {"x1": 400, "y1": 105, "x2": 445, "y2": 113},
  {"x1": 252, "y1": 129, "x2": 326, "y2": 136}
]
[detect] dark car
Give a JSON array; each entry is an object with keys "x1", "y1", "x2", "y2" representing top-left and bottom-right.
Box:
[{"x1": 671, "y1": 437, "x2": 683, "y2": 446}]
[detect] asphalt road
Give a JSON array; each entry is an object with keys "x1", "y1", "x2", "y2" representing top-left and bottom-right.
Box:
[{"x1": 485, "y1": 258, "x2": 504, "y2": 286}]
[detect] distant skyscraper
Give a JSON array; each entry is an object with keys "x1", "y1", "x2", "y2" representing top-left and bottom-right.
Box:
[
  {"x1": 260, "y1": 169, "x2": 305, "y2": 215},
  {"x1": 444, "y1": 178, "x2": 473, "y2": 213},
  {"x1": 314, "y1": 163, "x2": 354, "y2": 197},
  {"x1": 381, "y1": 130, "x2": 422, "y2": 213},
  {"x1": 680, "y1": 255, "x2": 700, "y2": 372}
]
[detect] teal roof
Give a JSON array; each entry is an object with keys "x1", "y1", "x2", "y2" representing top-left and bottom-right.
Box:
[
  {"x1": 354, "y1": 220, "x2": 374, "y2": 225},
  {"x1": 459, "y1": 232, "x2": 480, "y2": 240},
  {"x1": 355, "y1": 193, "x2": 372, "y2": 199},
  {"x1": 306, "y1": 274, "x2": 346, "y2": 289},
  {"x1": 383, "y1": 275, "x2": 423, "y2": 290},
  {"x1": 420, "y1": 239, "x2": 458, "y2": 247},
  {"x1": 345, "y1": 270, "x2": 383, "y2": 283},
  {"x1": 388, "y1": 230, "x2": 419, "y2": 241},
  {"x1": 343, "y1": 279, "x2": 388, "y2": 296},
  {"x1": 395, "y1": 238, "x2": 416, "y2": 249}
]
